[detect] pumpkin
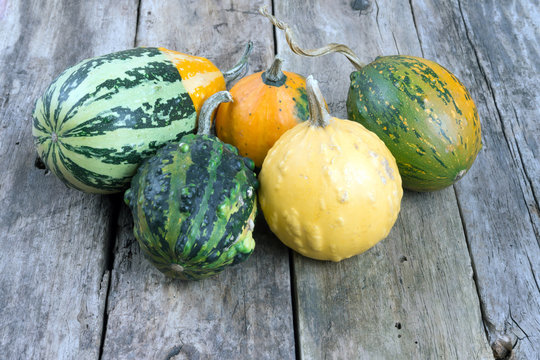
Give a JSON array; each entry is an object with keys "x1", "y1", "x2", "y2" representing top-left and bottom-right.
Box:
[
  {"x1": 258, "y1": 76, "x2": 403, "y2": 262},
  {"x1": 33, "y1": 43, "x2": 252, "y2": 193},
  {"x1": 124, "y1": 91, "x2": 258, "y2": 280},
  {"x1": 261, "y1": 8, "x2": 481, "y2": 191},
  {"x1": 215, "y1": 56, "x2": 309, "y2": 167}
]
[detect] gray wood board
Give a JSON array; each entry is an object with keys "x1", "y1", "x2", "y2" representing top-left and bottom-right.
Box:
[
  {"x1": 0, "y1": 0, "x2": 137, "y2": 359},
  {"x1": 274, "y1": 0, "x2": 493, "y2": 358},
  {"x1": 100, "y1": 1, "x2": 296, "y2": 359},
  {"x1": 410, "y1": 0, "x2": 540, "y2": 358},
  {"x1": 2, "y1": 0, "x2": 537, "y2": 359}
]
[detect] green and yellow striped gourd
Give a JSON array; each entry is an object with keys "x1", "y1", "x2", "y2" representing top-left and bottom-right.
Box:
[
  {"x1": 124, "y1": 92, "x2": 258, "y2": 280},
  {"x1": 347, "y1": 56, "x2": 481, "y2": 191}
]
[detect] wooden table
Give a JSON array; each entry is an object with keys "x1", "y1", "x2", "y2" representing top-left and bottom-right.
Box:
[{"x1": 1, "y1": 1, "x2": 538, "y2": 359}]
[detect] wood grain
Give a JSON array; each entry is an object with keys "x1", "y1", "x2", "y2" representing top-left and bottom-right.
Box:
[
  {"x1": 1, "y1": 1, "x2": 537, "y2": 359},
  {"x1": 102, "y1": 208, "x2": 294, "y2": 359},
  {"x1": 274, "y1": 0, "x2": 493, "y2": 358},
  {"x1": 100, "y1": 1, "x2": 296, "y2": 359},
  {"x1": 408, "y1": 0, "x2": 540, "y2": 358},
  {"x1": 0, "y1": 0, "x2": 137, "y2": 359}
]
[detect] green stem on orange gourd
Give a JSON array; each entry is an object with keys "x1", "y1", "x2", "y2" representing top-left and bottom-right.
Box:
[
  {"x1": 305, "y1": 75, "x2": 332, "y2": 128},
  {"x1": 222, "y1": 41, "x2": 253, "y2": 84},
  {"x1": 259, "y1": 6, "x2": 365, "y2": 71},
  {"x1": 197, "y1": 91, "x2": 233, "y2": 135},
  {"x1": 262, "y1": 56, "x2": 286, "y2": 86}
]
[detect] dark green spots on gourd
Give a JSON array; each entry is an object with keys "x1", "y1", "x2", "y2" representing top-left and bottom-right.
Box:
[{"x1": 433, "y1": 155, "x2": 448, "y2": 169}]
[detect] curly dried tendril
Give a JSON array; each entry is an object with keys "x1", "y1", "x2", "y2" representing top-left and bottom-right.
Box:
[{"x1": 259, "y1": 6, "x2": 365, "y2": 70}]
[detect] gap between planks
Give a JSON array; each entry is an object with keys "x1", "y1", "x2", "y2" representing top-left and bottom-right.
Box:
[
  {"x1": 98, "y1": 2, "x2": 142, "y2": 356},
  {"x1": 98, "y1": 195, "x2": 122, "y2": 360},
  {"x1": 452, "y1": 186, "x2": 492, "y2": 349},
  {"x1": 98, "y1": 2, "x2": 143, "y2": 356}
]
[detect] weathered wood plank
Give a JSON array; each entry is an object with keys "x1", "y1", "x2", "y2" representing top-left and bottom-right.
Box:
[
  {"x1": 273, "y1": 1, "x2": 492, "y2": 358},
  {"x1": 0, "y1": 0, "x2": 137, "y2": 359},
  {"x1": 103, "y1": 209, "x2": 294, "y2": 359},
  {"x1": 101, "y1": 1, "x2": 295, "y2": 358},
  {"x1": 408, "y1": 0, "x2": 540, "y2": 358}
]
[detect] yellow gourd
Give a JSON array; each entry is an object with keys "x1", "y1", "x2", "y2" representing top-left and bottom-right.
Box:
[{"x1": 258, "y1": 76, "x2": 403, "y2": 261}]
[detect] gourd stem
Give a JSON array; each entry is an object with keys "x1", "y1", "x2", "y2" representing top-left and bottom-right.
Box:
[
  {"x1": 264, "y1": 56, "x2": 285, "y2": 83},
  {"x1": 197, "y1": 91, "x2": 233, "y2": 135},
  {"x1": 306, "y1": 75, "x2": 332, "y2": 128},
  {"x1": 222, "y1": 41, "x2": 253, "y2": 84},
  {"x1": 259, "y1": 7, "x2": 365, "y2": 71}
]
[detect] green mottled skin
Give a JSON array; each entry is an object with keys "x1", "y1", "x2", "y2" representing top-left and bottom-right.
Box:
[
  {"x1": 124, "y1": 135, "x2": 258, "y2": 280},
  {"x1": 32, "y1": 47, "x2": 197, "y2": 194},
  {"x1": 294, "y1": 86, "x2": 310, "y2": 123},
  {"x1": 347, "y1": 55, "x2": 482, "y2": 191}
]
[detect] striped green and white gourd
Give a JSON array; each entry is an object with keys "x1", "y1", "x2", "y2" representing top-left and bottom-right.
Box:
[
  {"x1": 33, "y1": 45, "x2": 251, "y2": 193},
  {"x1": 124, "y1": 91, "x2": 258, "y2": 280}
]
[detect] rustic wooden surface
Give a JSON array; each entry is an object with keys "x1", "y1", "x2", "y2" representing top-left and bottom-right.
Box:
[
  {"x1": 0, "y1": 0, "x2": 136, "y2": 358},
  {"x1": 0, "y1": 0, "x2": 538, "y2": 359},
  {"x1": 101, "y1": 2, "x2": 295, "y2": 359},
  {"x1": 276, "y1": 1, "x2": 492, "y2": 359}
]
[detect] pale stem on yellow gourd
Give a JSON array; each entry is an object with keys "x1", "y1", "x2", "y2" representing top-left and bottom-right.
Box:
[
  {"x1": 197, "y1": 91, "x2": 233, "y2": 136},
  {"x1": 263, "y1": 56, "x2": 285, "y2": 83},
  {"x1": 222, "y1": 41, "x2": 253, "y2": 84},
  {"x1": 259, "y1": 6, "x2": 365, "y2": 71},
  {"x1": 306, "y1": 75, "x2": 332, "y2": 128}
]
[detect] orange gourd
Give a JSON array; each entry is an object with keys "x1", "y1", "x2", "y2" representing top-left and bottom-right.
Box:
[{"x1": 215, "y1": 56, "x2": 309, "y2": 167}]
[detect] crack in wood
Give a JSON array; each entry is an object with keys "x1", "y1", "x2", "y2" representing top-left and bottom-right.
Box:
[
  {"x1": 271, "y1": 0, "x2": 278, "y2": 57},
  {"x1": 289, "y1": 250, "x2": 300, "y2": 360},
  {"x1": 374, "y1": 0, "x2": 384, "y2": 43},
  {"x1": 134, "y1": 0, "x2": 142, "y2": 47},
  {"x1": 509, "y1": 307, "x2": 529, "y2": 341},
  {"x1": 98, "y1": 196, "x2": 122, "y2": 359},
  {"x1": 407, "y1": 0, "x2": 425, "y2": 58},
  {"x1": 526, "y1": 254, "x2": 540, "y2": 295},
  {"x1": 391, "y1": 31, "x2": 400, "y2": 54}
]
